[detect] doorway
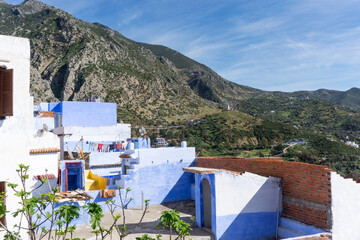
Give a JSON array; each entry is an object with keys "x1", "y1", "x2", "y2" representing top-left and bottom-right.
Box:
[
  {"x1": 65, "y1": 162, "x2": 83, "y2": 191},
  {"x1": 201, "y1": 178, "x2": 212, "y2": 228}
]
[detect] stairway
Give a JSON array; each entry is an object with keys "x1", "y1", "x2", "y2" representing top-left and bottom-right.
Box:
[
  {"x1": 277, "y1": 217, "x2": 330, "y2": 239},
  {"x1": 117, "y1": 149, "x2": 140, "y2": 189}
]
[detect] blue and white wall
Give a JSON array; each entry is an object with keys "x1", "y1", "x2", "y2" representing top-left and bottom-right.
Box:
[
  {"x1": 121, "y1": 147, "x2": 196, "y2": 208},
  {"x1": 194, "y1": 171, "x2": 282, "y2": 240},
  {"x1": 89, "y1": 152, "x2": 121, "y2": 177},
  {"x1": 36, "y1": 188, "x2": 136, "y2": 228},
  {"x1": 44, "y1": 101, "x2": 117, "y2": 127}
]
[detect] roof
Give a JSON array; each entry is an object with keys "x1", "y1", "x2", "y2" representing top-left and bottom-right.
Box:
[
  {"x1": 30, "y1": 148, "x2": 60, "y2": 154},
  {"x1": 183, "y1": 167, "x2": 242, "y2": 175},
  {"x1": 90, "y1": 163, "x2": 122, "y2": 168},
  {"x1": 34, "y1": 174, "x2": 56, "y2": 180},
  {"x1": 38, "y1": 111, "x2": 54, "y2": 118}
]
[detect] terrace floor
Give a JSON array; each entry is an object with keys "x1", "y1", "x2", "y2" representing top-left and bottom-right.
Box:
[{"x1": 74, "y1": 200, "x2": 213, "y2": 240}]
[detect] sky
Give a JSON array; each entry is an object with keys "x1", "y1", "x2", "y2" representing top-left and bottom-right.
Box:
[{"x1": 5, "y1": 0, "x2": 360, "y2": 92}]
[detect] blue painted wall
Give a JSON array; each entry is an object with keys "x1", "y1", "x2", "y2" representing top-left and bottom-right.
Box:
[
  {"x1": 123, "y1": 161, "x2": 195, "y2": 208},
  {"x1": 195, "y1": 174, "x2": 217, "y2": 236},
  {"x1": 36, "y1": 147, "x2": 196, "y2": 228},
  {"x1": 35, "y1": 189, "x2": 127, "y2": 228},
  {"x1": 121, "y1": 147, "x2": 196, "y2": 208},
  {"x1": 49, "y1": 102, "x2": 62, "y2": 113},
  {"x1": 193, "y1": 171, "x2": 281, "y2": 240},
  {"x1": 216, "y1": 212, "x2": 278, "y2": 240},
  {"x1": 45, "y1": 101, "x2": 117, "y2": 127}
]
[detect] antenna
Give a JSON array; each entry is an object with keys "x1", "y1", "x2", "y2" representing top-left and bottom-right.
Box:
[{"x1": 139, "y1": 126, "x2": 147, "y2": 136}]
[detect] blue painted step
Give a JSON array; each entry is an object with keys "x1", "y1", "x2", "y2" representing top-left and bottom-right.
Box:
[
  {"x1": 280, "y1": 217, "x2": 326, "y2": 235},
  {"x1": 278, "y1": 225, "x2": 305, "y2": 239}
]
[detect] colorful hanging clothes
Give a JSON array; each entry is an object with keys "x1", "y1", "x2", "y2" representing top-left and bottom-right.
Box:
[{"x1": 97, "y1": 144, "x2": 103, "y2": 152}]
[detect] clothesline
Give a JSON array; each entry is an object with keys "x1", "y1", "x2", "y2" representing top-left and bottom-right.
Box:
[{"x1": 132, "y1": 125, "x2": 184, "y2": 130}]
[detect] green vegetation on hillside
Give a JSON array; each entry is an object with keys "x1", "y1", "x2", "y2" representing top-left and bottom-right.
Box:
[
  {"x1": 284, "y1": 134, "x2": 360, "y2": 178},
  {"x1": 236, "y1": 96, "x2": 360, "y2": 142},
  {"x1": 146, "y1": 110, "x2": 360, "y2": 179}
]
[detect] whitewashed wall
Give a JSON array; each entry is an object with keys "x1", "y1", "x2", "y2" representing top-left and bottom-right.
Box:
[
  {"x1": 136, "y1": 147, "x2": 195, "y2": 166},
  {"x1": 331, "y1": 172, "x2": 360, "y2": 240},
  {"x1": 29, "y1": 131, "x2": 60, "y2": 196},
  {"x1": 214, "y1": 171, "x2": 281, "y2": 240},
  {"x1": 0, "y1": 35, "x2": 31, "y2": 239},
  {"x1": 34, "y1": 115, "x2": 55, "y2": 130},
  {"x1": 61, "y1": 124, "x2": 131, "y2": 142}
]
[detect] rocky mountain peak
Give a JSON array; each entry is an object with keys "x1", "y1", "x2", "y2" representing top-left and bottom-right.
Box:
[{"x1": 12, "y1": 0, "x2": 51, "y2": 15}]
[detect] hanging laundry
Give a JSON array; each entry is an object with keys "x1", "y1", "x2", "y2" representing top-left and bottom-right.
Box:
[
  {"x1": 88, "y1": 142, "x2": 94, "y2": 152},
  {"x1": 97, "y1": 144, "x2": 103, "y2": 152},
  {"x1": 103, "y1": 144, "x2": 110, "y2": 152},
  {"x1": 121, "y1": 141, "x2": 127, "y2": 150},
  {"x1": 109, "y1": 144, "x2": 115, "y2": 152}
]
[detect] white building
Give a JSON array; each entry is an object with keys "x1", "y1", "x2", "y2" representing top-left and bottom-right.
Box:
[{"x1": 0, "y1": 35, "x2": 59, "y2": 238}]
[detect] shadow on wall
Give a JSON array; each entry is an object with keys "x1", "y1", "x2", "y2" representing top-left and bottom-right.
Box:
[
  {"x1": 217, "y1": 179, "x2": 281, "y2": 240},
  {"x1": 161, "y1": 160, "x2": 196, "y2": 204},
  {"x1": 32, "y1": 179, "x2": 58, "y2": 197},
  {"x1": 161, "y1": 172, "x2": 195, "y2": 204}
]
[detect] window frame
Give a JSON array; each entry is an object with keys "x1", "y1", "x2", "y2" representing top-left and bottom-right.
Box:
[{"x1": 0, "y1": 68, "x2": 13, "y2": 119}]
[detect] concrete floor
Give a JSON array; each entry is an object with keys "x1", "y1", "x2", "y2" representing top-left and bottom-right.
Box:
[{"x1": 72, "y1": 200, "x2": 213, "y2": 240}]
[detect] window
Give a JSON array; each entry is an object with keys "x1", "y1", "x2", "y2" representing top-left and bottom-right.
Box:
[
  {"x1": 0, "y1": 68, "x2": 13, "y2": 120},
  {"x1": 0, "y1": 181, "x2": 6, "y2": 227}
]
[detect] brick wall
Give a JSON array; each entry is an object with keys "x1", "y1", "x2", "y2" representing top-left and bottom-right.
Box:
[{"x1": 196, "y1": 157, "x2": 332, "y2": 229}]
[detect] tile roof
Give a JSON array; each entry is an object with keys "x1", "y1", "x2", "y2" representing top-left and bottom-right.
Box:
[
  {"x1": 30, "y1": 148, "x2": 60, "y2": 154},
  {"x1": 34, "y1": 174, "x2": 56, "y2": 180},
  {"x1": 38, "y1": 111, "x2": 54, "y2": 118}
]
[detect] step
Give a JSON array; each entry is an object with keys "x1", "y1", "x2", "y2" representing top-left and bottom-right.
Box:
[
  {"x1": 279, "y1": 217, "x2": 326, "y2": 235},
  {"x1": 278, "y1": 225, "x2": 305, "y2": 239}
]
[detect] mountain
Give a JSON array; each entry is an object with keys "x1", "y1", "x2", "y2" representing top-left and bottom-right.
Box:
[
  {"x1": 0, "y1": 0, "x2": 358, "y2": 127},
  {"x1": 1, "y1": 0, "x2": 359, "y2": 177},
  {"x1": 136, "y1": 42, "x2": 260, "y2": 103},
  {"x1": 279, "y1": 87, "x2": 360, "y2": 111},
  {"x1": 0, "y1": 0, "x2": 260, "y2": 125}
]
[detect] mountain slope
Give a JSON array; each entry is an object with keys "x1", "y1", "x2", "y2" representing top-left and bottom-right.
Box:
[
  {"x1": 285, "y1": 87, "x2": 360, "y2": 111},
  {"x1": 156, "y1": 110, "x2": 360, "y2": 178},
  {"x1": 236, "y1": 96, "x2": 360, "y2": 142},
  {"x1": 137, "y1": 42, "x2": 260, "y2": 103},
  {"x1": 0, "y1": 0, "x2": 261, "y2": 124},
  {"x1": 0, "y1": 0, "x2": 358, "y2": 126}
]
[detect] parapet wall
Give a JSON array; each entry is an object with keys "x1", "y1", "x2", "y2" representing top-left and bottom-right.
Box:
[{"x1": 196, "y1": 157, "x2": 332, "y2": 229}]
